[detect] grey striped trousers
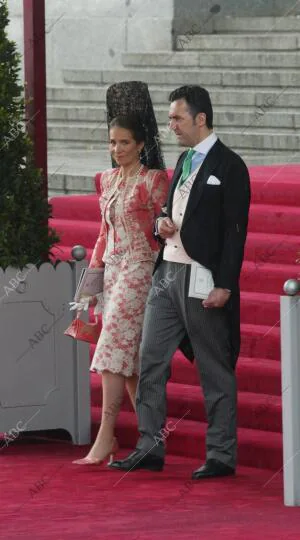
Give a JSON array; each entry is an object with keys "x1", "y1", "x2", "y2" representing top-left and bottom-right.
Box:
[{"x1": 135, "y1": 260, "x2": 237, "y2": 469}]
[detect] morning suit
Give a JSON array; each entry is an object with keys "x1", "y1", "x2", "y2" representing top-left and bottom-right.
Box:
[{"x1": 135, "y1": 136, "x2": 251, "y2": 468}]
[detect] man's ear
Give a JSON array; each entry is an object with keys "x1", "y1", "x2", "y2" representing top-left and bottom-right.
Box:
[{"x1": 195, "y1": 112, "x2": 206, "y2": 127}]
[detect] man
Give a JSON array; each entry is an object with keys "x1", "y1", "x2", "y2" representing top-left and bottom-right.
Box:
[{"x1": 109, "y1": 85, "x2": 251, "y2": 479}]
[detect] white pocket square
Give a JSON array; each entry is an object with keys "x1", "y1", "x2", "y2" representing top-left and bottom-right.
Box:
[{"x1": 207, "y1": 175, "x2": 221, "y2": 185}]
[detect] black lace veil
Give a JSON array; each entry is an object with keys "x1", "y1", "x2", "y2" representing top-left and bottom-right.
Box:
[{"x1": 106, "y1": 81, "x2": 165, "y2": 170}]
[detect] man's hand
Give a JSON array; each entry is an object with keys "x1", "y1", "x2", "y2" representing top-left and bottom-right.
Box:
[
  {"x1": 157, "y1": 217, "x2": 176, "y2": 239},
  {"x1": 202, "y1": 288, "x2": 231, "y2": 308}
]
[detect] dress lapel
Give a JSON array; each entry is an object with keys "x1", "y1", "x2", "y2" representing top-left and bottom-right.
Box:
[{"x1": 181, "y1": 139, "x2": 223, "y2": 228}]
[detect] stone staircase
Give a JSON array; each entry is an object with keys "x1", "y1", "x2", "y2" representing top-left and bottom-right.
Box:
[{"x1": 47, "y1": 16, "x2": 300, "y2": 195}]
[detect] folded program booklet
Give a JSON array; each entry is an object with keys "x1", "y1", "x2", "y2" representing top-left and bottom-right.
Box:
[
  {"x1": 188, "y1": 262, "x2": 214, "y2": 300},
  {"x1": 74, "y1": 268, "x2": 104, "y2": 302}
]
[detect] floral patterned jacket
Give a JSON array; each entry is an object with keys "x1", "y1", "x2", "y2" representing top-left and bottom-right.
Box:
[{"x1": 89, "y1": 166, "x2": 169, "y2": 268}]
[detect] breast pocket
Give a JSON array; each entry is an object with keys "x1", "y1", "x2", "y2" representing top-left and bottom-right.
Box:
[
  {"x1": 201, "y1": 183, "x2": 222, "y2": 207},
  {"x1": 204, "y1": 183, "x2": 222, "y2": 193}
]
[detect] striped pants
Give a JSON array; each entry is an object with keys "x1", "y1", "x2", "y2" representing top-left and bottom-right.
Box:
[{"x1": 135, "y1": 260, "x2": 237, "y2": 469}]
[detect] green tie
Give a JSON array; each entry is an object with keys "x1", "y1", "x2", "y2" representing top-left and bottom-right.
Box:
[{"x1": 178, "y1": 148, "x2": 196, "y2": 187}]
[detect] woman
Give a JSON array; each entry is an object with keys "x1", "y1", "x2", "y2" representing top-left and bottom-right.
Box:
[{"x1": 73, "y1": 114, "x2": 168, "y2": 465}]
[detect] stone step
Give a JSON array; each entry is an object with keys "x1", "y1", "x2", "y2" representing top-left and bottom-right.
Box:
[
  {"x1": 48, "y1": 146, "x2": 296, "y2": 158},
  {"x1": 123, "y1": 52, "x2": 199, "y2": 67},
  {"x1": 211, "y1": 16, "x2": 300, "y2": 34},
  {"x1": 48, "y1": 173, "x2": 96, "y2": 194},
  {"x1": 47, "y1": 86, "x2": 300, "y2": 109},
  {"x1": 63, "y1": 69, "x2": 300, "y2": 88},
  {"x1": 47, "y1": 105, "x2": 300, "y2": 129},
  {"x1": 177, "y1": 16, "x2": 300, "y2": 37},
  {"x1": 123, "y1": 51, "x2": 300, "y2": 69},
  {"x1": 47, "y1": 124, "x2": 175, "y2": 145},
  {"x1": 47, "y1": 124, "x2": 299, "y2": 150},
  {"x1": 47, "y1": 149, "x2": 181, "y2": 179},
  {"x1": 47, "y1": 105, "x2": 107, "y2": 123},
  {"x1": 47, "y1": 86, "x2": 108, "y2": 103},
  {"x1": 255, "y1": 90, "x2": 300, "y2": 109},
  {"x1": 63, "y1": 69, "x2": 222, "y2": 86},
  {"x1": 48, "y1": 151, "x2": 298, "y2": 170},
  {"x1": 222, "y1": 71, "x2": 299, "y2": 88},
  {"x1": 177, "y1": 33, "x2": 300, "y2": 51},
  {"x1": 47, "y1": 154, "x2": 300, "y2": 196}
]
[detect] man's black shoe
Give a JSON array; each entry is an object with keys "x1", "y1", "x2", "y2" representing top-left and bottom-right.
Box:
[
  {"x1": 108, "y1": 449, "x2": 164, "y2": 472},
  {"x1": 192, "y1": 458, "x2": 235, "y2": 480}
]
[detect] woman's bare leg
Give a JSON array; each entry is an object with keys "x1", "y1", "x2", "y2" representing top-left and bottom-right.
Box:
[
  {"x1": 125, "y1": 373, "x2": 139, "y2": 412},
  {"x1": 85, "y1": 370, "x2": 125, "y2": 461}
]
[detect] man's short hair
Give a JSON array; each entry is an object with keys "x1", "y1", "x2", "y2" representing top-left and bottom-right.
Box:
[{"x1": 169, "y1": 85, "x2": 213, "y2": 129}]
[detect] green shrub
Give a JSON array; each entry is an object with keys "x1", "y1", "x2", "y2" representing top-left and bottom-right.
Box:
[{"x1": 0, "y1": 0, "x2": 59, "y2": 269}]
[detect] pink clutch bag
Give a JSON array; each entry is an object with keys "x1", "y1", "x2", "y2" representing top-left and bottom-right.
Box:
[{"x1": 64, "y1": 315, "x2": 101, "y2": 344}]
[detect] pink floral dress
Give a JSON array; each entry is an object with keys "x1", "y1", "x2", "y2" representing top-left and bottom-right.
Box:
[{"x1": 89, "y1": 166, "x2": 169, "y2": 377}]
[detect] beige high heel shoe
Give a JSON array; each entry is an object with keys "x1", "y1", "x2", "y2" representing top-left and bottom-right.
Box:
[{"x1": 72, "y1": 437, "x2": 119, "y2": 466}]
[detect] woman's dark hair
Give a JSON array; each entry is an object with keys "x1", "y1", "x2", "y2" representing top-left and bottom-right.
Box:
[
  {"x1": 109, "y1": 114, "x2": 146, "y2": 144},
  {"x1": 169, "y1": 85, "x2": 213, "y2": 129}
]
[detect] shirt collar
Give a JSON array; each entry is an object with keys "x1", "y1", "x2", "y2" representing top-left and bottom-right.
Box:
[{"x1": 193, "y1": 132, "x2": 218, "y2": 156}]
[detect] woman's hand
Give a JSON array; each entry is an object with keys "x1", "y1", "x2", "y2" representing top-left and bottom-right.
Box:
[{"x1": 69, "y1": 295, "x2": 95, "y2": 312}]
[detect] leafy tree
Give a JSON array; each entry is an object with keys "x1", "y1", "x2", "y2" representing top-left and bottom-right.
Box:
[{"x1": 0, "y1": 0, "x2": 58, "y2": 269}]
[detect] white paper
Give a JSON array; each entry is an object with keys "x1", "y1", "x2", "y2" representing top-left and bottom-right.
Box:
[
  {"x1": 188, "y1": 262, "x2": 214, "y2": 300},
  {"x1": 74, "y1": 268, "x2": 104, "y2": 301}
]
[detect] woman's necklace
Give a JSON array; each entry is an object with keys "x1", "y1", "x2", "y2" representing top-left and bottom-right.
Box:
[{"x1": 117, "y1": 163, "x2": 144, "y2": 190}]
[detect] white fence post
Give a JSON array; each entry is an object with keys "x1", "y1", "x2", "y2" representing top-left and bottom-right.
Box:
[{"x1": 281, "y1": 279, "x2": 300, "y2": 506}]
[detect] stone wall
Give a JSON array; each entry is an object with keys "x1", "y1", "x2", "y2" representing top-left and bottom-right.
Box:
[
  {"x1": 173, "y1": 0, "x2": 300, "y2": 35},
  {"x1": 6, "y1": 0, "x2": 173, "y2": 85}
]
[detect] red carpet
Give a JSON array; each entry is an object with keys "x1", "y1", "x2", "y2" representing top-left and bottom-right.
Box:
[
  {"x1": 3, "y1": 164, "x2": 296, "y2": 538},
  {"x1": 2, "y1": 437, "x2": 300, "y2": 540}
]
